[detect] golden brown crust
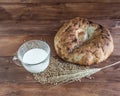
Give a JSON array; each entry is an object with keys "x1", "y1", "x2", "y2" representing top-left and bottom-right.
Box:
[{"x1": 54, "y1": 17, "x2": 114, "y2": 65}]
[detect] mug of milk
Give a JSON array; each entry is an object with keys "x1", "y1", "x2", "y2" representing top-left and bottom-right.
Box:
[{"x1": 13, "y1": 40, "x2": 50, "y2": 73}]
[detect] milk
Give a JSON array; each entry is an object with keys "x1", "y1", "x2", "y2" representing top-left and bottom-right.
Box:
[
  {"x1": 22, "y1": 48, "x2": 49, "y2": 73},
  {"x1": 23, "y1": 48, "x2": 48, "y2": 64}
]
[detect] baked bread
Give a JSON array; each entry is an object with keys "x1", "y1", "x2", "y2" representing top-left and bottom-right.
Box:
[{"x1": 54, "y1": 17, "x2": 114, "y2": 65}]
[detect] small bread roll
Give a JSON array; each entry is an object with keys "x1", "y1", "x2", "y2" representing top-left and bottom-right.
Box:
[{"x1": 54, "y1": 17, "x2": 114, "y2": 65}]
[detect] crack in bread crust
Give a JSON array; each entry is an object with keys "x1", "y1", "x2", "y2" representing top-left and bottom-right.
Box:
[{"x1": 54, "y1": 17, "x2": 114, "y2": 65}]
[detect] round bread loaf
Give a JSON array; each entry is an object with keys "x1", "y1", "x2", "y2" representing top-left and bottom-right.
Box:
[{"x1": 54, "y1": 17, "x2": 114, "y2": 65}]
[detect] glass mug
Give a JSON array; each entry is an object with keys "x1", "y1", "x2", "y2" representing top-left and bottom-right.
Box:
[{"x1": 13, "y1": 40, "x2": 50, "y2": 73}]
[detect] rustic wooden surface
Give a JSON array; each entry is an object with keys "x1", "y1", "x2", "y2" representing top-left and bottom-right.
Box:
[{"x1": 0, "y1": 0, "x2": 120, "y2": 96}]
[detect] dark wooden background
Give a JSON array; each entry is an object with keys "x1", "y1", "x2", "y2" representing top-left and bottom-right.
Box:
[{"x1": 0, "y1": 0, "x2": 120, "y2": 96}]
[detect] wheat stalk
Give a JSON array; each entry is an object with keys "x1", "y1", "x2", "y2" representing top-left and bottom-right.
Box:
[{"x1": 50, "y1": 61, "x2": 120, "y2": 85}]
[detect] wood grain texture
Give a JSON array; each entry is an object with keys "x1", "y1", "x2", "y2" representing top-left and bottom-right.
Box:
[
  {"x1": 0, "y1": 0, "x2": 120, "y2": 3},
  {"x1": 0, "y1": 19, "x2": 119, "y2": 35},
  {"x1": 0, "y1": 55, "x2": 119, "y2": 96},
  {"x1": 0, "y1": 0, "x2": 119, "y2": 96},
  {"x1": 0, "y1": 26, "x2": 119, "y2": 56},
  {"x1": 0, "y1": 33, "x2": 119, "y2": 95},
  {"x1": 0, "y1": 35, "x2": 55, "y2": 56},
  {"x1": 0, "y1": 56, "x2": 119, "y2": 83},
  {"x1": 0, "y1": 83, "x2": 119, "y2": 96},
  {"x1": 0, "y1": 3, "x2": 119, "y2": 21}
]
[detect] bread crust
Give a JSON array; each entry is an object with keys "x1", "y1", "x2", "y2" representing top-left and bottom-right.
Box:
[{"x1": 54, "y1": 17, "x2": 114, "y2": 65}]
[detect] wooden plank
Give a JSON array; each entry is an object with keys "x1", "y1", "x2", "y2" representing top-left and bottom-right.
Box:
[
  {"x1": 0, "y1": 35, "x2": 56, "y2": 56},
  {"x1": 0, "y1": 36, "x2": 119, "y2": 96},
  {"x1": 0, "y1": 0, "x2": 120, "y2": 4},
  {"x1": 0, "y1": 25, "x2": 119, "y2": 56},
  {"x1": 0, "y1": 55, "x2": 119, "y2": 83},
  {"x1": 0, "y1": 19, "x2": 119, "y2": 36},
  {"x1": 0, "y1": 82, "x2": 119, "y2": 96},
  {"x1": 0, "y1": 3, "x2": 119, "y2": 20},
  {"x1": 0, "y1": 20, "x2": 60, "y2": 35}
]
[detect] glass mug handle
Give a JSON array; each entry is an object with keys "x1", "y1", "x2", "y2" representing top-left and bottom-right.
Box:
[{"x1": 13, "y1": 55, "x2": 22, "y2": 66}]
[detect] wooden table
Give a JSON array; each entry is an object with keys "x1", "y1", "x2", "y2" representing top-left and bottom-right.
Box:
[{"x1": 0, "y1": 0, "x2": 120, "y2": 96}]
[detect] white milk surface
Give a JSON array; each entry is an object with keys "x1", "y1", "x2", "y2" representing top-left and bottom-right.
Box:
[{"x1": 23, "y1": 48, "x2": 48, "y2": 64}]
